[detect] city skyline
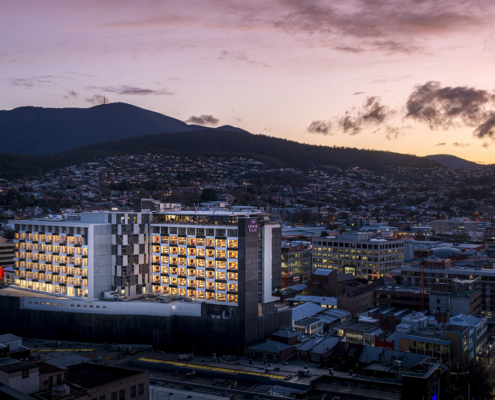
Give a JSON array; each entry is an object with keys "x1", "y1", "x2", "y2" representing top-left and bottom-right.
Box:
[{"x1": 2, "y1": 0, "x2": 495, "y2": 163}]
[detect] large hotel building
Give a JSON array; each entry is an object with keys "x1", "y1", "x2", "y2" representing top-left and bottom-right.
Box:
[
  {"x1": 312, "y1": 232, "x2": 404, "y2": 282},
  {"x1": 6, "y1": 205, "x2": 290, "y2": 353}
]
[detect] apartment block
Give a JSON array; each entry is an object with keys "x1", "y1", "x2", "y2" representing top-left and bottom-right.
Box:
[{"x1": 312, "y1": 233, "x2": 404, "y2": 282}]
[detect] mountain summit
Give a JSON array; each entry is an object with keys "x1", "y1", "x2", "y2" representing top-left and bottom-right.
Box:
[{"x1": 0, "y1": 103, "x2": 240, "y2": 155}]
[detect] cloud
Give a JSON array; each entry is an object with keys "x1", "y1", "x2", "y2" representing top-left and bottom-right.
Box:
[
  {"x1": 87, "y1": 85, "x2": 174, "y2": 96},
  {"x1": 307, "y1": 120, "x2": 331, "y2": 135},
  {"x1": 474, "y1": 112, "x2": 495, "y2": 139},
  {"x1": 85, "y1": 94, "x2": 108, "y2": 105},
  {"x1": 311, "y1": 81, "x2": 495, "y2": 141},
  {"x1": 384, "y1": 126, "x2": 403, "y2": 140},
  {"x1": 63, "y1": 89, "x2": 79, "y2": 99},
  {"x1": 264, "y1": 127, "x2": 273, "y2": 131},
  {"x1": 234, "y1": 117, "x2": 242, "y2": 122},
  {"x1": 435, "y1": 142, "x2": 447, "y2": 146},
  {"x1": 8, "y1": 75, "x2": 59, "y2": 87},
  {"x1": 338, "y1": 96, "x2": 393, "y2": 135},
  {"x1": 405, "y1": 81, "x2": 495, "y2": 130},
  {"x1": 334, "y1": 46, "x2": 364, "y2": 54},
  {"x1": 482, "y1": 142, "x2": 490, "y2": 149},
  {"x1": 218, "y1": 51, "x2": 270, "y2": 67},
  {"x1": 353, "y1": 92, "x2": 366, "y2": 95},
  {"x1": 186, "y1": 114, "x2": 220, "y2": 126}
]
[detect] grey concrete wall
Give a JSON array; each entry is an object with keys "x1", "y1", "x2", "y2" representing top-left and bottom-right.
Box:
[
  {"x1": 0, "y1": 296, "x2": 291, "y2": 356},
  {"x1": 91, "y1": 224, "x2": 113, "y2": 299}
]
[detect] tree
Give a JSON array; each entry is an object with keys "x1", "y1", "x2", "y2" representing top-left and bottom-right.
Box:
[{"x1": 200, "y1": 188, "x2": 218, "y2": 201}]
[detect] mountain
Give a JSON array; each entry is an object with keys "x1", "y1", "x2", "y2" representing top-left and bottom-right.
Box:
[
  {"x1": 425, "y1": 154, "x2": 480, "y2": 169},
  {"x1": 0, "y1": 103, "x2": 244, "y2": 155},
  {"x1": 0, "y1": 130, "x2": 439, "y2": 179}
]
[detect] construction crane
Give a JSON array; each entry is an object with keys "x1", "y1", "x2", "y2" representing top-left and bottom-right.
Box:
[{"x1": 420, "y1": 260, "x2": 426, "y2": 311}]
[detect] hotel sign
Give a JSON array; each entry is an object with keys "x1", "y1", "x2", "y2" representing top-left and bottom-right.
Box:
[{"x1": 248, "y1": 219, "x2": 258, "y2": 233}]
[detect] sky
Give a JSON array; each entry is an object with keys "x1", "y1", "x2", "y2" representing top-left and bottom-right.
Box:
[{"x1": 2, "y1": 0, "x2": 495, "y2": 163}]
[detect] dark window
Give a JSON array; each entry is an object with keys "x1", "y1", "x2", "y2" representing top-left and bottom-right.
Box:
[
  {"x1": 49, "y1": 375, "x2": 53, "y2": 387},
  {"x1": 57, "y1": 373, "x2": 62, "y2": 383},
  {"x1": 99, "y1": 396, "x2": 106, "y2": 400},
  {"x1": 111, "y1": 393, "x2": 117, "y2": 400},
  {"x1": 138, "y1": 383, "x2": 144, "y2": 395},
  {"x1": 131, "y1": 386, "x2": 137, "y2": 398},
  {"x1": 119, "y1": 389, "x2": 125, "y2": 400},
  {"x1": 22, "y1": 369, "x2": 29, "y2": 379}
]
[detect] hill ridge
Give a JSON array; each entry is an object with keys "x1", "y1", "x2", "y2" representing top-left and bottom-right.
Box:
[
  {"x1": 0, "y1": 129, "x2": 439, "y2": 179},
  {"x1": 0, "y1": 103, "x2": 243, "y2": 155}
]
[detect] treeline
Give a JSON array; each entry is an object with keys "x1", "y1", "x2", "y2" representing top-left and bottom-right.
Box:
[{"x1": 0, "y1": 130, "x2": 439, "y2": 180}]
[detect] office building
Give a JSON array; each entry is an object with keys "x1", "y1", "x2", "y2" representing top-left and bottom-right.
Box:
[
  {"x1": 312, "y1": 232, "x2": 404, "y2": 282},
  {"x1": 431, "y1": 219, "x2": 479, "y2": 233},
  {"x1": 280, "y1": 241, "x2": 312, "y2": 287},
  {"x1": 401, "y1": 259, "x2": 495, "y2": 318}
]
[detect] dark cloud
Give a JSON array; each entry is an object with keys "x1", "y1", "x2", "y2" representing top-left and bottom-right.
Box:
[
  {"x1": 266, "y1": 0, "x2": 485, "y2": 55},
  {"x1": 482, "y1": 142, "x2": 490, "y2": 149},
  {"x1": 338, "y1": 96, "x2": 393, "y2": 135},
  {"x1": 307, "y1": 120, "x2": 331, "y2": 135},
  {"x1": 308, "y1": 80, "x2": 495, "y2": 141},
  {"x1": 186, "y1": 114, "x2": 220, "y2": 126},
  {"x1": 218, "y1": 51, "x2": 270, "y2": 67},
  {"x1": 405, "y1": 81, "x2": 495, "y2": 139},
  {"x1": 474, "y1": 112, "x2": 495, "y2": 139},
  {"x1": 85, "y1": 94, "x2": 108, "y2": 105},
  {"x1": 405, "y1": 81, "x2": 495, "y2": 130},
  {"x1": 87, "y1": 85, "x2": 174, "y2": 96},
  {"x1": 435, "y1": 142, "x2": 447, "y2": 146},
  {"x1": 63, "y1": 89, "x2": 79, "y2": 99},
  {"x1": 353, "y1": 92, "x2": 366, "y2": 95}
]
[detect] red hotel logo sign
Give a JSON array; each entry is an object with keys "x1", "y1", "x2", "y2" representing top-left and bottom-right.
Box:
[{"x1": 248, "y1": 219, "x2": 258, "y2": 233}]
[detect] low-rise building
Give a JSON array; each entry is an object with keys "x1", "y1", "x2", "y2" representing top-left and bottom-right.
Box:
[
  {"x1": 294, "y1": 317, "x2": 324, "y2": 335},
  {"x1": 295, "y1": 336, "x2": 340, "y2": 364},
  {"x1": 394, "y1": 315, "x2": 475, "y2": 370},
  {"x1": 246, "y1": 341, "x2": 296, "y2": 363},
  {"x1": 35, "y1": 363, "x2": 149, "y2": 400},
  {"x1": 338, "y1": 277, "x2": 392, "y2": 317},
  {"x1": 429, "y1": 278, "x2": 482, "y2": 316}
]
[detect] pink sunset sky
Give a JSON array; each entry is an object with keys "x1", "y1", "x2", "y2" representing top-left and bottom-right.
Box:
[{"x1": 2, "y1": 0, "x2": 495, "y2": 162}]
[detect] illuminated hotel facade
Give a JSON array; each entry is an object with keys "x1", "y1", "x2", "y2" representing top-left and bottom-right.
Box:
[
  {"x1": 12, "y1": 210, "x2": 282, "y2": 311},
  {"x1": 6, "y1": 208, "x2": 290, "y2": 354}
]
